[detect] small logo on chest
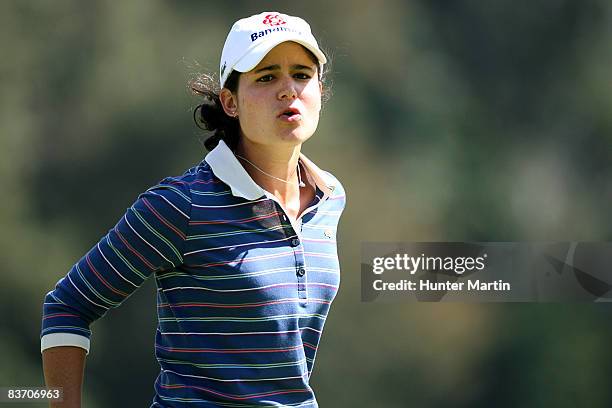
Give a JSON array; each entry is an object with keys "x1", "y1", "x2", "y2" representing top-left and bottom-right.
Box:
[{"x1": 324, "y1": 229, "x2": 334, "y2": 239}]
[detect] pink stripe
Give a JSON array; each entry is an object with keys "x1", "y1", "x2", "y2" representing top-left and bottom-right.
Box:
[
  {"x1": 189, "y1": 211, "x2": 281, "y2": 226},
  {"x1": 302, "y1": 252, "x2": 335, "y2": 258},
  {"x1": 114, "y1": 229, "x2": 156, "y2": 270},
  {"x1": 156, "y1": 344, "x2": 302, "y2": 354},
  {"x1": 302, "y1": 238, "x2": 335, "y2": 244},
  {"x1": 191, "y1": 179, "x2": 221, "y2": 184},
  {"x1": 86, "y1": 254, "x2": 128, "y2": 297},
  {"x1": 191, "y1": 250, "x2": 301, "y2": 269},
  {"x1": 160, "y1": 330, "x2": 302, "y2": 336},
  {"x1": 159, "y1": 328, "x2": 321, "y2": 336},
  {"x1": 43, "y1": 313, "x2": 79, "y2": 320},
  {"x1": 142, "y1": 197, "x2": 186, "y2": 239},
  {"x1": 160, "y1": 383, "x2": 308, "y2": 400},
  {"x1": 158, "y1": 298, "x2": 330, "y2": 309},
  {"x1": 165, "y1": 179, "x2": 221, "y2": 186}
]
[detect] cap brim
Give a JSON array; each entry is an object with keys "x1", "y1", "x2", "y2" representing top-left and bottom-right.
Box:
[{"x1": 233, "y1": 33, "x2": 327, "y2": 74}]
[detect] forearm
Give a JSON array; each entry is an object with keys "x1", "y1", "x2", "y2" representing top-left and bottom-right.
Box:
[{"x1": 42, "y1": 346, "x2": 86, "y2": 408}]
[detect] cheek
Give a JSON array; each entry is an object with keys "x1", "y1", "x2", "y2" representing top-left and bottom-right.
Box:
[
  {"x1": 303, "y1": 85, "x2": 322, "y2": 113},
  {"x1": 237, "y1": 93, "x2": 272, "y2": 139},
  {"x1": 238, "y1": 94, "x2": 263, "y2": 122}
]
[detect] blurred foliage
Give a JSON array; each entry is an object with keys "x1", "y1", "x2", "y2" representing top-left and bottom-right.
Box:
[{"x1": 1, "y1": 0, "x2": 612, "y2": 406}]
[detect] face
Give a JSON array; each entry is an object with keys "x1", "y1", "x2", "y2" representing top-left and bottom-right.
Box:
[{"x1": 221, "y1": 41, "x2": 322, "y2": 149}]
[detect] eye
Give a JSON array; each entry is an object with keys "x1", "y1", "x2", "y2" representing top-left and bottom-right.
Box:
[
  {"x1": 294, "y1": 72, "x2": 312, "y2": 80},
  {"x1": 256, "y1": 74, "x2": 274, "y2": 82}
]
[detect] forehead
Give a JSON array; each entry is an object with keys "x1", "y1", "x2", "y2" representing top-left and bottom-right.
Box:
[{"x1": 253, "y1": 41, "x2": 318, "y2": 70}]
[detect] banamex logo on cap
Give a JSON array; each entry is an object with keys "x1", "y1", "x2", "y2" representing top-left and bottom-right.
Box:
[
  {"x1": 262, "y1": 14, "x2": 286, "y2": 26},
  {"x1": 249, "y1": 15, "x2": 300, "y2": 42}
]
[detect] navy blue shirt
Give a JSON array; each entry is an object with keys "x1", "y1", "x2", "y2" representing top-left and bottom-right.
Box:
[{"x1": 42, "y1": 141, "x2": 346, "y2": 407}]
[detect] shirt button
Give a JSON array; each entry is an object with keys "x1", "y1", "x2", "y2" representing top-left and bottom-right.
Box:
[
  {"x1": 297, "y1": 267, "x2": 306, "y2": 277},
  {"x1": 291, "y1": 238, "x2": 300, "y2": 247}
]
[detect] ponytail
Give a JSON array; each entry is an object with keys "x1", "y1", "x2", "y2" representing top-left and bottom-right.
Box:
[{"x1": 189, "y1": 71, "x2": 241, "y2": 151}]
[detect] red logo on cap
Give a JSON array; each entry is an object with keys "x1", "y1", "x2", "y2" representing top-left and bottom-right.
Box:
[{"x1": 262, "y1": 14, "x2": 286, "y2": 26}]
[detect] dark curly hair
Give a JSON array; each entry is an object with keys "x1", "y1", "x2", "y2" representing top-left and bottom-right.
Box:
[
  {"x1": 189, "y1": 46, "x2": 332, "y2": 151},
  {"x1": 190, "y1": 70, "x2": 241, "y2": 151}
]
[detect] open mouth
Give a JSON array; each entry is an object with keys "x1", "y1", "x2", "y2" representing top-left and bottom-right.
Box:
[
  {"x1": 279, "y1": 108, "x2": 301, "y2": 119},
  {"x1": 281, "y1": 110, "x2": 297, "y2": 118}
]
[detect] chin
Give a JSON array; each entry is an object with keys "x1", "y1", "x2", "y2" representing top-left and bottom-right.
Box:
[
  {"x1": 279, "y1": 129, "x2": 314, "y2": 145},
  {"x1": 279, "y1": 122, "x2": 317, "y2": 144}
]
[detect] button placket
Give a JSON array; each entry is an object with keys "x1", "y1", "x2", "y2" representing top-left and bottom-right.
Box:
[
  {"x1": 293, "y1": 238, "x2": 307, "y2": 300},
  {"x1": 265, "y1": 195, "x2": 310, "y2": 301}
]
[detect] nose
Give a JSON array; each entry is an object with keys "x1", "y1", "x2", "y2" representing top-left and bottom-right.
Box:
[{"x1": 277, "y1": 77, "x2": 298, "y2": 100}]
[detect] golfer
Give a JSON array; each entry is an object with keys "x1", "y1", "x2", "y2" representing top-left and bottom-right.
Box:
[{"x1": 41, "y1": 11, "x2": 346, "y2": 407}]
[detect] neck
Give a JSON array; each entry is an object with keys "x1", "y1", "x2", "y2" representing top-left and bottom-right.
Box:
[{"x1": 235, "y1": 139, "x2": 302, "y2": 202}]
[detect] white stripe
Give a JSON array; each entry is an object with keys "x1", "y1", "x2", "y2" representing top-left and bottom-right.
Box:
[
  {"x1": 192, "y1": 197, "x2": 268, "y2": 209},
  {"x1": 105, "y1": 235, "x2": 137, "y2": 273},
  {"x1": 157, "y1": 356, "x2": 308, "y2": 370},
  {"x1": 165, "y1": 267, "x2": 300, "y2": 280},
  {"x1": 156, "y1": 296, "x2": 328, "y2": 306},
  {"x1": 300, "y1": 326, "x2": 322, "y2": 334},
  {"x1": 188, "y1": 210, "x2": 279, "y2": 225},
  {"x1": 49, "y1": 292, "x2": 66, "y2": 305},
  {"x1": 192, "y1": 249, "x2": 301, "y2": 267},
  {"x1": 315, "y1": 210, "x2": 342, "y2": 215},
  {"x1": 159, "y1": 282, "x2": 338, "y2": 293},
  {"x1": 162, "y1": 368, "x2": 305, "y2": 383},
  {"x1": 189, "y1": 189, "x2": 232, "y2": 196},
  {"x1": 74, "y1": 264, "x2": 116, "y2": 307},
  {"x1": 125, "y1": 214, "x2": 175, "y2": 266},
  {"x1": 304, "y1": 267, "x2": 339, "y2": 273},
  {"x1": 302, "y1": 251, "x2": 336, "y2": 258},
  {"x1": 160, "y1": 282, "x2": 297, "y2": 293},
  {"x1": 301, "y1": 224, "x2": 337, "y2": 230},
  {"x1": 67, "y1": 274, "x2": 109, "y2": 310},
  {"x1": 186, "y1": 224, "x2": 287, "y2": 240},
  {"x1": 97, "y1": 242, "x2": 139, "y2": 288},
  {"x1": 185, "y1": 235, "x2": 296, "y2": 256},
  {"x1": 149, "y1": 190, "x2": 190, "y2": 219},
  {"x1": 194, "y1": 167, "x2": 212, "y2": 175},
  {"x1": 303, "y1": 238, "x2": 336, "y2": 244},
  {"x1": 159, "y1": 327, "x2": 322, "y2": 336}
]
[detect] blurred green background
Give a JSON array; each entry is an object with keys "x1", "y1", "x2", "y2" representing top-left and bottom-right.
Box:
[{"x1": 2, "y1": 1, "x2": 612, "y2": 407}]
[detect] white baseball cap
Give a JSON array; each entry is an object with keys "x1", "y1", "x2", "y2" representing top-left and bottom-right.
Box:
[{"x1": 219, "y1": 11, "x2": 327, "y2": 88}]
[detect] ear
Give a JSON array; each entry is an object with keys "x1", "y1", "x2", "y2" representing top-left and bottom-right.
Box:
[{"x1": 219, "y1": 88, "x2": 238, "y2": 117}]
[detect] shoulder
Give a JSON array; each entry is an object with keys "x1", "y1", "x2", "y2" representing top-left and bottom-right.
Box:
[
  {"x1": 137, "y1": 159, "x2": 237, "y2": 216},
  {"x1": 316, "y1": 168, "x2": 345, "y2": 198},
  {"x1": 142, "y1": 160, "x2": 217, "y2": 203},
  {"x1": 319, "y1": 170, "x2": 347, "y2": 213},
  {"x1": 132, "y1": 160, "x2": 216, "y2": 220},
  {"x1": 323, "y1": 171, "x2": 346, "y2": 198}
]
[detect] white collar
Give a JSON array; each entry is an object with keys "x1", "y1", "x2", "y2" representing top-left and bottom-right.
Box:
[{"x1": 204, "y1": 140, "x2": 336, "y2": 200}]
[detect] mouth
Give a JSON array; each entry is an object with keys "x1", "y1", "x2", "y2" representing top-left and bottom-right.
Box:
[{"x1": 278, "y1": 107, "x2": 302, "y2": 121}]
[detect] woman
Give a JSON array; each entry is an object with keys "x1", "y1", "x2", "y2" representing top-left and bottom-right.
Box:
[{"x1": 41, "y1": 11, "x2": 345, "y2": 408}]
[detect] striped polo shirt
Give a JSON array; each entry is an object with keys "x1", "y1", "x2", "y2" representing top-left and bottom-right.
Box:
[{"x1": 41, "y1": 140, "x2": 346, "y2": 407}]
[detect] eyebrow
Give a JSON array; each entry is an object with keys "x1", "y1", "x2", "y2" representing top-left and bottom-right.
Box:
[{"x1": 254, "y1": 64, "x2": 315, "y2": 74}]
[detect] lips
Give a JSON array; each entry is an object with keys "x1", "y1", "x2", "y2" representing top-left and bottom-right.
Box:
[{"x1": 277, "y1": 107, "x2": 301, "y2": 119}]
